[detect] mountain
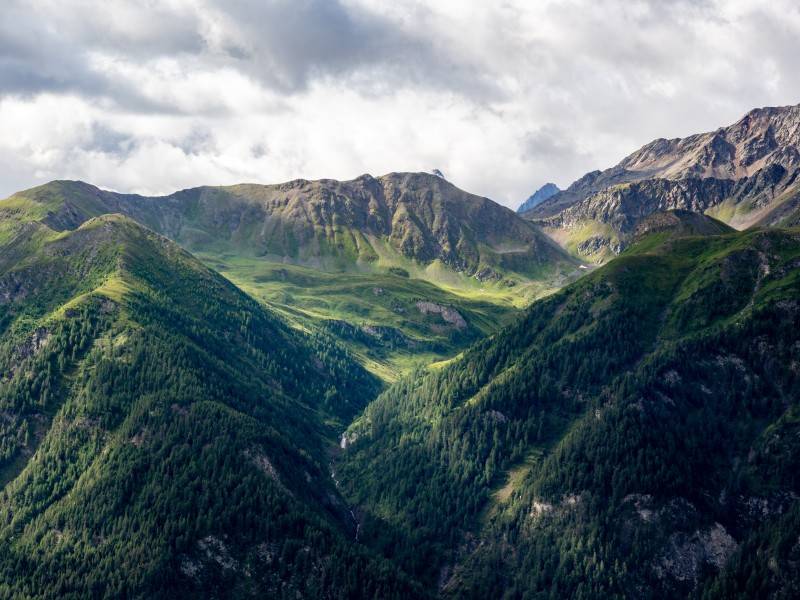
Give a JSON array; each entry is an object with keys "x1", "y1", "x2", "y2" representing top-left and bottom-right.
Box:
[
  {"x1": 336, "y1": 219, "x2": 800, "y2": 598},
  {"x1": 13, "y1": 172, "x2": 574, "y2": 284},
  {"x1": 4, "y1": 174, "x2": 578, "y2": 380},
  {"x1": 0, "y1": 204, "x2": 427, "y2": 597},
  {"x1": 517, "y1": 182, "x2": 560, "y2": 214},
  {"x1": 3, "y1": 162, "x2": 799, "y2": 598},
  {"x1": 631, "y1": 210, "x2": 735, "y2": 245},
  {"x1": 523, "y1": 103, "x2": 800, "y2": 260}
]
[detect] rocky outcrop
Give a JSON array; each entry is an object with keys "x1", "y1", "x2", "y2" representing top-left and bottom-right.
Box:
[
  {"x1": 655, "y1": 523, "x2": 738, "y2": 583},
  {"x1": 415, "y1": 301, "x2": 467, "y2": 329},
  {"x1": 538, "y1": 177, "x2": 735, "y2": 232},
  {"x1": 11, "y1": 172, "x2": 574, "y2": 280}
]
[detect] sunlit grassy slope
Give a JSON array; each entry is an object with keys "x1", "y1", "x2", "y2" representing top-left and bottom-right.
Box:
[{"x1": 197, "y1": 253, "x2": 533, "y2": 381}]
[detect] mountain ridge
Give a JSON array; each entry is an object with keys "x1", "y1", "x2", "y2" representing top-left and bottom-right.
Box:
[
  {"x1": 3, "y1": 172, "x2": 580, "y2": 379},
  {"x1": 337, "y1": 222, "x2": 800, "y2": 598},
  {"x1": 11, "y1": 172, "x2": 576, "y2": 284},
  {"x1": 0, "y1": 206, "x2": 426, "y2": 597},
  {"x1": 523, "y1": 102, "x2": 800, "y2": 261}
]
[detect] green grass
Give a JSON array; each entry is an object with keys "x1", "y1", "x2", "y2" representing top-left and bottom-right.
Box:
[
  {"x1": 544, "y1": 220, "x2": 619, "y2": 264},
  {"x1": 195, "y1": 253, "x2": 523, "y2": 381}
]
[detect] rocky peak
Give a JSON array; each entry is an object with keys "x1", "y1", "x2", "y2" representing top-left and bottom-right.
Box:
[
  {"x1": 517, "y1": 182, "x2": 560, "y2": 213},
  {"x1": 525, "y1": 103, "x2": 800, "y2": 261}
]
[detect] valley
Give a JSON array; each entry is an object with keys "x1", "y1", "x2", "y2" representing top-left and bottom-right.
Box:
[
  {"x1": 6, "y1": 173, "x2": 580, "y2": 380},
  {"x1": 199, "y1": 254, "x2": 522, "y2": 382},
  {"x1": 1, "y1": 104, "x2": 799, "y2": 599},
  {"x1": 4, "y1": 1, "x2": 800, "y2": 596}
]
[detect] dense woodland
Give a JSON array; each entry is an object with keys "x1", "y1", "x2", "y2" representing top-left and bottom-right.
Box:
[
  {"x1": 0, "y1": 182, "x2": 799, "y2": 598},
  {"x1": 339, "y1": 228, "x2": 800, "y2": 598},
  {"x1": 0, "y1": 215, "x2": 419, "y2": 598}
]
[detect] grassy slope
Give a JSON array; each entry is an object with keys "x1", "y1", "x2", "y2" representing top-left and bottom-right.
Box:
[
  {"x1": 4, "y1": 179, "x2": 580, "y2": 379},
  {"x1": 200, "y1": 253, "x2": 524, "y2": 381},
  {"x1": 0, "y1": 213, "x2": 424, "y2": 598},
  {"x1": 337, "y1": 226, "x2": 800, "y2": 598}
]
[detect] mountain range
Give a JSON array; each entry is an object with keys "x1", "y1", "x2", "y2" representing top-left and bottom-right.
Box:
[
  {"x1": 1, "y1": 103, "x2": 799, "y2": 598},
  {"x1": 523, "y1": 103, "x2": 800, "y2": 261},
  {"x1": 18, "y1": 172, "x2": 572, "y2": 283}
]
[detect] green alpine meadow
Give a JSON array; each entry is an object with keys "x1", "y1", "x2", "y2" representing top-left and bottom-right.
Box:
[{"x1": 2, "y1": 3, "x2": 800, "y2": 597}]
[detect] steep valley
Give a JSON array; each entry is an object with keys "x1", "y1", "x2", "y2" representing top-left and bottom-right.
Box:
[
  {"x1": 1, "y1": 163, "x2": 799, "y2": 598},
  {"x1": 4, "y1": 1, "x2": 800, "y2": 595}
]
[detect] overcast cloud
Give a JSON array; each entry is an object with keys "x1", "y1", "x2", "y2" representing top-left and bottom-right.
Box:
[{"x1": 1, "y1": 0, "x2": 798, "y2": 207}]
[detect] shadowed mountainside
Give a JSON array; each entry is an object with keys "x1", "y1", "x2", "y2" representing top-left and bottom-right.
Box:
[{"x1": 338, "y1": 219, "x2": 800, "y2": 598}]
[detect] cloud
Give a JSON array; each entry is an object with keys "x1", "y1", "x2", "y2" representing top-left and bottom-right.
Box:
[
  {"x1": 196, "y1": 0, "x2": 479, "y2": 94},
  {"x1": 0, "y1": 0, "x2": 799, "y2": 207}
]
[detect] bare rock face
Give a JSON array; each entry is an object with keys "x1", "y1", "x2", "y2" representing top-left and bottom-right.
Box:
[
  {"x1": 526, "y1": 103, "x2": 800, "y2": 259},
  {"x1": 4, "y1": 327, "x2": 51, "y2": 379},
  {"x1": 415, "y1": 301, "x2": 467, "y2": 329},
  {"x1": 655, "y1": 523, "x2": 738, "y2": 583}
]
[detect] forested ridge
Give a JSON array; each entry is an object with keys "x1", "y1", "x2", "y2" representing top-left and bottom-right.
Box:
[
  {"x1": 0, "y1": 212, "x2": 421, "y2": 598},
  {"x1": 339, "y1": 225, "x2": 800, "y2": 598}
]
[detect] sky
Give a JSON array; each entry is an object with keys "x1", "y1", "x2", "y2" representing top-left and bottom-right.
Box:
[{"x1": 1, "y1": 0, "x2": 799, "y2": 208}]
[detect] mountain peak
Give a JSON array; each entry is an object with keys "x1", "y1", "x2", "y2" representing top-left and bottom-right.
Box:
[
  {"x1": 523, "y1": 101, "x2": 800, "y2": 261},
  {"x1": 518, "y1": 182, "x2": 560, "y2": 214},
  {"x1": 4, "y1": 172, "x2": 577, "y2": 286}
]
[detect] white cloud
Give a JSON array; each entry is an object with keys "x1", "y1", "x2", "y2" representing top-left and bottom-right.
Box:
[{"x1": 0, "y1": 0, "x2": 799, "y2": 207}]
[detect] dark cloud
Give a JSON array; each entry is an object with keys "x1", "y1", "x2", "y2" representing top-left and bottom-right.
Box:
[
  {"x1": 207, "y1": 0, "x2": 498, "y2": 98},
  {"x1": 0, "y1": 0, "x2": 500, "y2": 110},
  {"x1": 86, "y1": 124, "x2": 136, "y2": 158}
]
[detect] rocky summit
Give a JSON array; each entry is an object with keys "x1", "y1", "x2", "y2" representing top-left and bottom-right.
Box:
[
  {"x1": 517, "y1": 182, "x2": 560, "y2": 214},
  {"x1": 524, "y1": 103, "x2": 800, "y2": 261}
]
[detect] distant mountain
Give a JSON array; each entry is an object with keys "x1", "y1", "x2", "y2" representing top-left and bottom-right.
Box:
[
  {"x1": 523, "y1": 103, "x2": 800, "y2": 260},
  {"x1": 338, "y1": 219, "x2": 800, "y2": 598},
  {"x1": 517, "y1": 182, "x2": 559, "y2": 213},
  {"x1": 11, "y1": 172, "x2": 576, "y2": 284}
]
